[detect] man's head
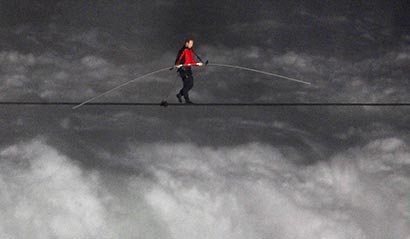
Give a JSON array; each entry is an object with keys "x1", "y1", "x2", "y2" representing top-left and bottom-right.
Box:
[{"x1": 185, "y1": 39, "x2": 194, "y2": 48}]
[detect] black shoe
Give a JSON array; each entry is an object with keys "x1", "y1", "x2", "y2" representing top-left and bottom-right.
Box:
[
  {"x1": 176, "y1": 94, "x2": 182, "y2": 103},
  {"x1": 185, "y1": 100, "x2": 194, "y2": 104},
  {"x1": 160, "y1": 100, "x2": 168, "y2": 107}
]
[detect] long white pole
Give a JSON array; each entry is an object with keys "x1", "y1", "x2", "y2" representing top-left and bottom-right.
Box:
[
  {"x1": 208, "y1": 63, "x2": 311, "y2": 85},
  {"x1": 73, "y1": 62, "x2": 311, "y2": 109},
  {"x1": 72, "y1": 67, "x2": 171, "y2": 109}
]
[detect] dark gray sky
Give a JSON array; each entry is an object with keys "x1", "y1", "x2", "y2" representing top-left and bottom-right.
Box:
[
  {"x1": 1, "y1": 0, "x2": 409, "y2": 103},
  {"x1": 1, "y1": 1, "x2": 410, "y2": 238}
]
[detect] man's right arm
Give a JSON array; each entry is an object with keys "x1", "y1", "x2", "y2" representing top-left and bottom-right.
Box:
[{"x1": 175, "y1": 48, "x2": 185, "y2": 65}]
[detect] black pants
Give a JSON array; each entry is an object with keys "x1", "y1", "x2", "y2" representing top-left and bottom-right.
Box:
[{"x1": 178, "y1": 68, "x2": 194, "y2": 101}]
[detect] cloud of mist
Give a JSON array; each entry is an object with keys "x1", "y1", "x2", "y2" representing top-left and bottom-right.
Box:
[
  {"x1": 131, "y1": 140, "x2": 410, "y2": 239},
  {"x1": 1, "y1": 137, "x2": 409, "y2": 239},
  {"x1": 0, "y1": 138, "x2": 167, "y2": 239},
  {"x1": 0, "y1": 49, "x2": 129, "y2": 101},
  {"x1": 193, "y1": 44, "x2": 410, "y2": 103},
  {"x1": 2, "y1": 21, "x2": 409, "y2": 104}
]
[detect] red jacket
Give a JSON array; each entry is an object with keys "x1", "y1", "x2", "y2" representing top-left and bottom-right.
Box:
[{"x1": 175, "y1": 47, "x2": 198, "y2": 66}]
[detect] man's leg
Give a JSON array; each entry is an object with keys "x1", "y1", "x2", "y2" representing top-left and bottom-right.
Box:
[
  {"x1": 176, "y1": 71, "x2": 185, "y2": 103},
  {"x1": 183, "y1": 74, "x2": 194, "y2": 103}
]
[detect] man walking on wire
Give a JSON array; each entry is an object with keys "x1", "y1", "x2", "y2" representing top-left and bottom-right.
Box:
[{"x1": 175, "y1": 39, "x2": 203, "y2": 104}]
